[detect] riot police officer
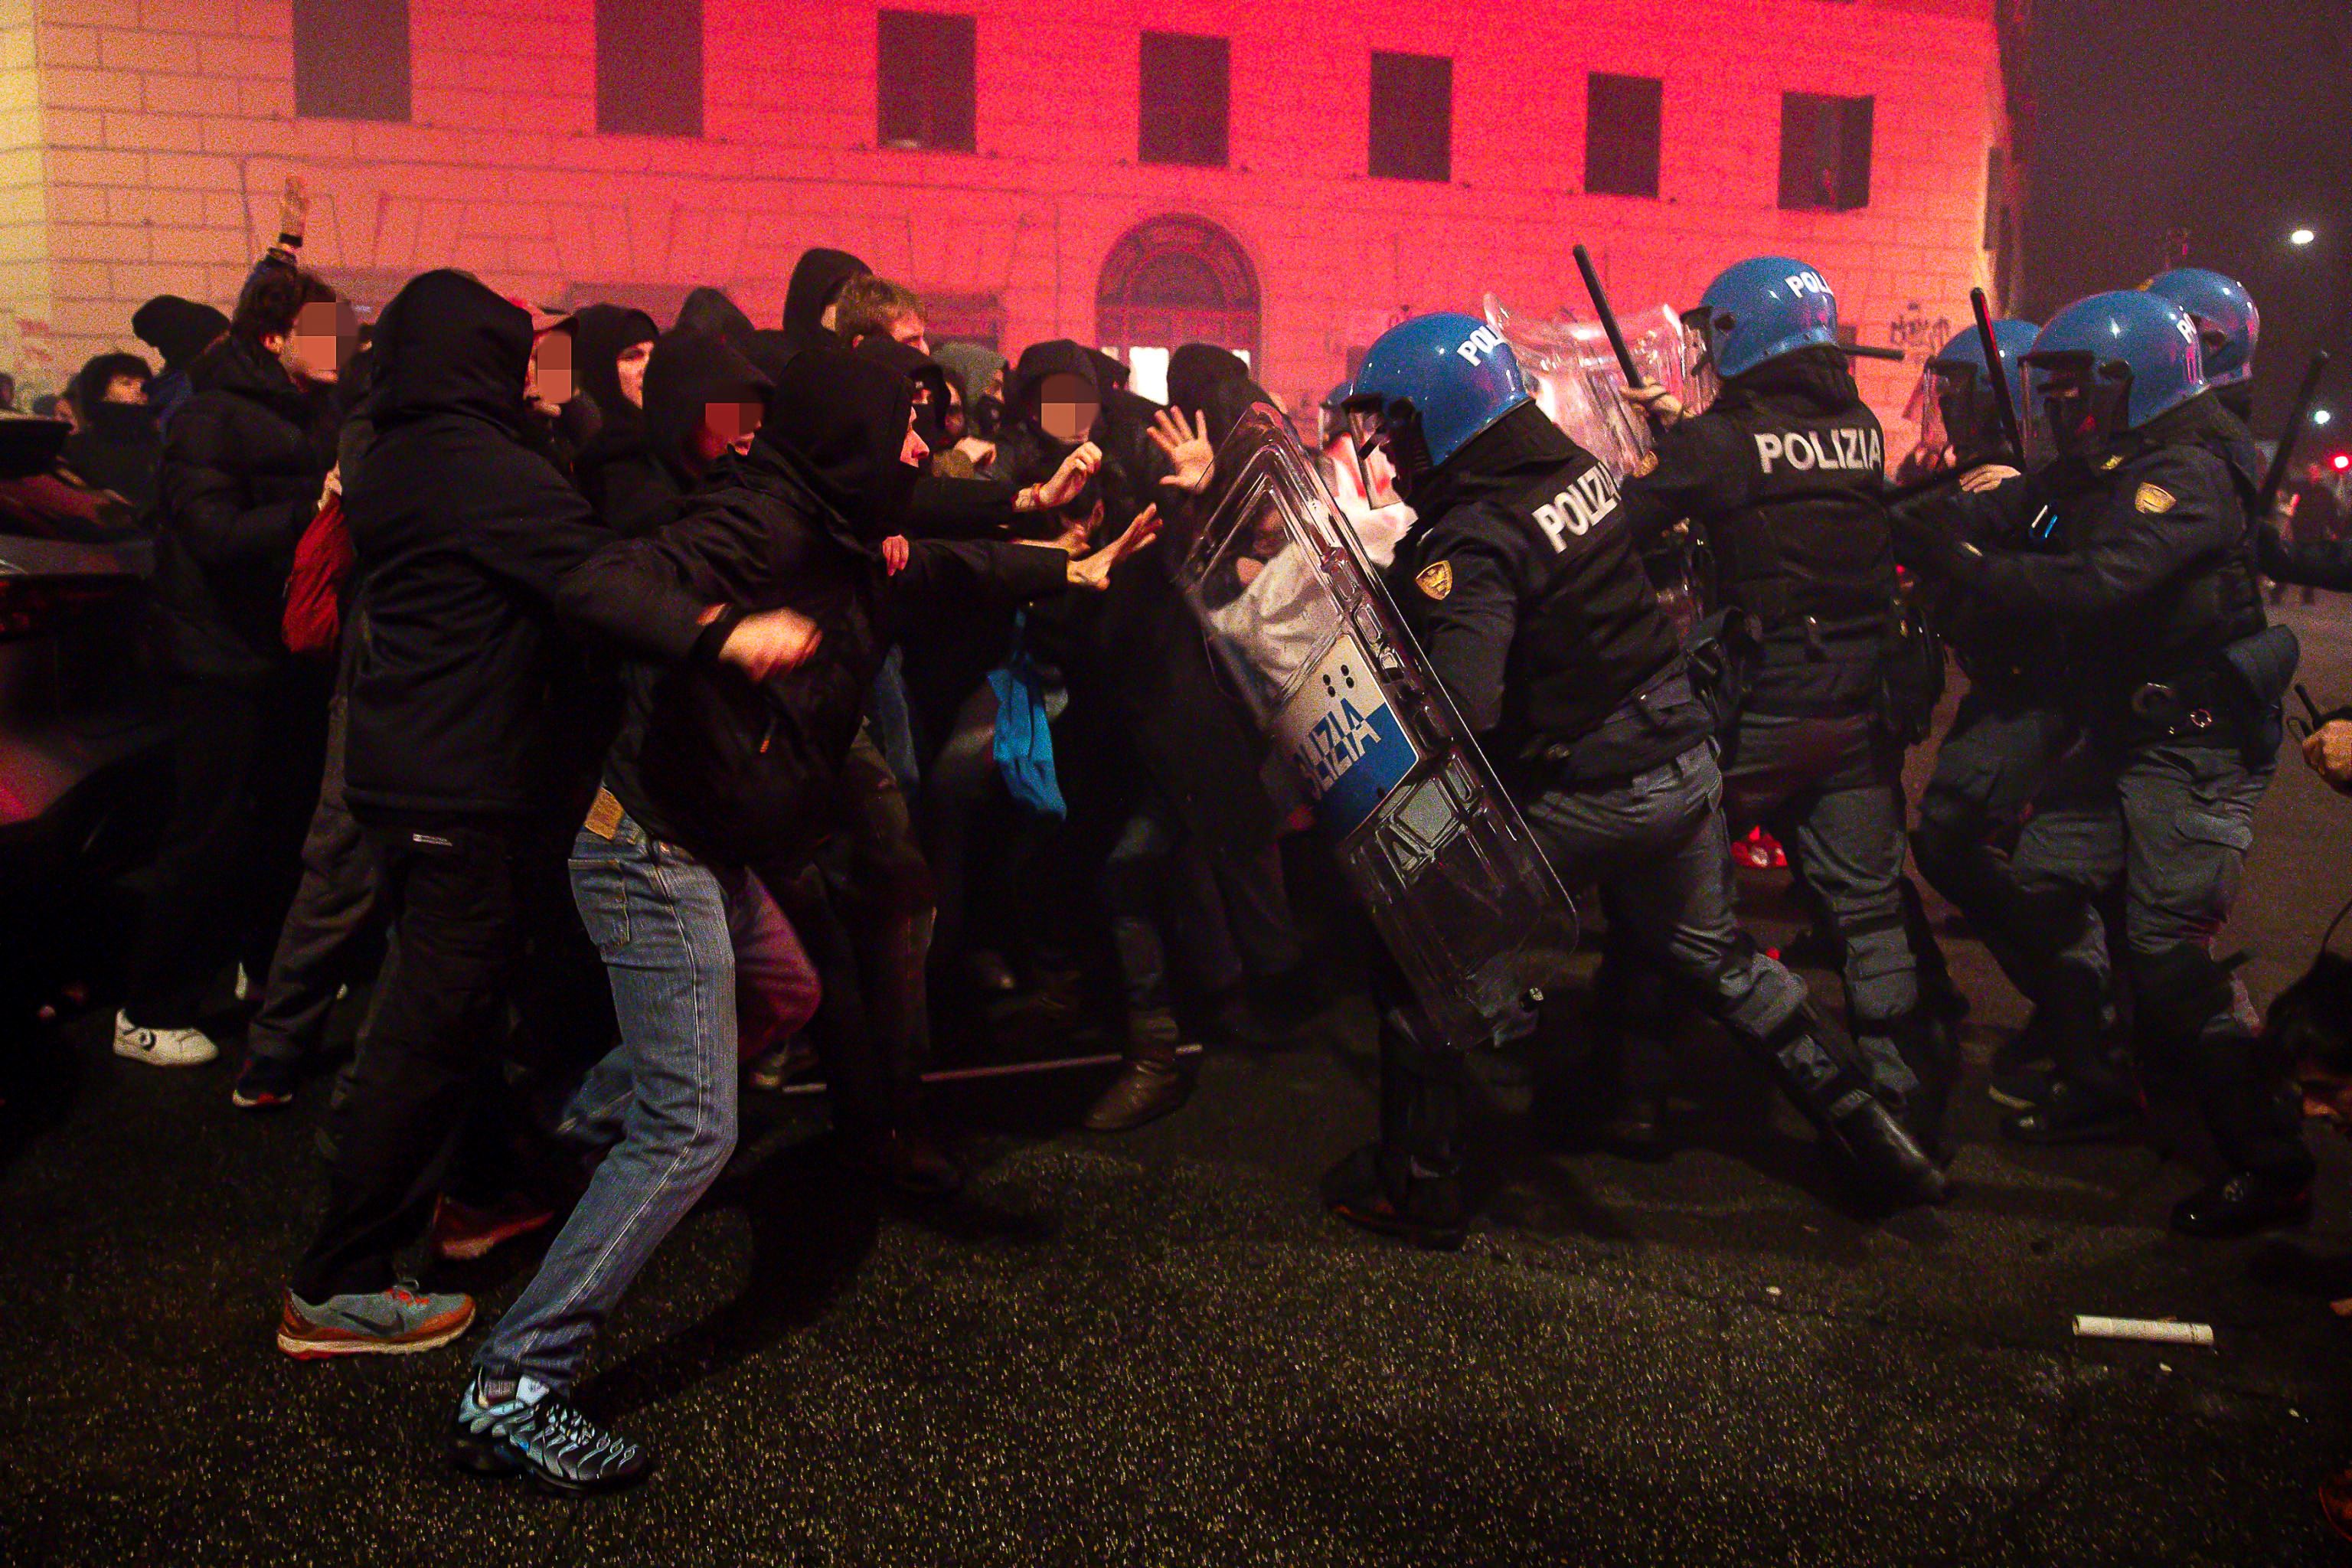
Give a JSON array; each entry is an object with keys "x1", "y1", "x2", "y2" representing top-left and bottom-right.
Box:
[
  {"x1": 2145, "y1": 267, "x2": 2260, "y2": 424},
  {"x1": 1324, "y1": 313, "x2": 1944, "y2": 1246},
  {"x1": 1617, "y1": 259, "x2": 1952, "y2": 1146},
  {"x1": 1903, "y1": 322, "x2": 2087, "y2": 1062},
  {"x1": 1903, "y1": 289, "x2": 2313, "y2": 1236}
]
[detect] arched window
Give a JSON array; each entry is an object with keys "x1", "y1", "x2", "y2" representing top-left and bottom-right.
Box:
[{"x1": 1096, "y1": 214, "x2": 1260, "y2": 401}]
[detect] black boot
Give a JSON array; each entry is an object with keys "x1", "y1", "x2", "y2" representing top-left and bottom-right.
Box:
[
  {"x1": 1890, "y1": 1008, "x2": 1961, "y2": 1159},
  {"x1": 1755, "y1": 1014, "x2": 1948, "y2": 1207},
  {"x1": 2002, "y1": 1076, "x2": 2142, "y2": 1145},
  {"x1": 1320, "y1": 1143, "x2": 1468, "y2": 1249},
  {"x1": 2171, "y1": 1167, "x2": 2314, "y2": 1237}
]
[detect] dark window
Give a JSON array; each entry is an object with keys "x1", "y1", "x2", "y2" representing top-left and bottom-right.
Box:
[
  {"x1": 1139, "y1": 33, "x2": 1228, "y2": 167},
  {"x1": 1369, "y1": 51, "x2": 1450, "y2": 182},
  {"x1": 292, "y1": 0, "x2": 410, "y2": 122},
  {"x1": 1779, "y1": 92, "x2": 1873, "y2": 211},
  {"x1": 597, "y1": 0, "x2": 702, "y2": 136},
  {"x1": 1585, "y1": 74, "x2": 1661, "y2": 198},
  {"x1": 878, "y1": 11, "x2": 977, "y2": 152}
]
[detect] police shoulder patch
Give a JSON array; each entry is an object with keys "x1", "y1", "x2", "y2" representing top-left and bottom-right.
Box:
[
  {"x1": 1634, "y1": 451, "x2": 1660, "y2": 478},
  {"x1": 1415, "y1": 560, "x2": 1453, "y2": 600},
  {"x1": 2134, "y1": 482, "x2": 2177, "y2": 514},
  {"x1": 2099, "y1": 454, "x2": 2125, "y2": 472}
]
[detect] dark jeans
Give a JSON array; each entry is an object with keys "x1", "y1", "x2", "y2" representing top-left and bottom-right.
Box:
[
  {"x1": 292, "y1": 815, "x2": 531, "y2": 1301},
  {"x1": 122, "y1": 668, "x2": 329, "y2": 1028},
  {"x1": 247, "y1": 688, "x2": 384, "y2": 1065}
]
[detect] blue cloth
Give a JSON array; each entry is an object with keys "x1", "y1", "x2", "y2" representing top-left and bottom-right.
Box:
[{"x1": 988, "y1": 630, "x2": 1066, "y2": 818}]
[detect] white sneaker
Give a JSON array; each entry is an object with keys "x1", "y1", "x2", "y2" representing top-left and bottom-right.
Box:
[
  {"x1": 113, "y1": 1009, "x2": 220, "y2": 1067},
  {"x1": 234, "y1": 963, "x2": 250, "y2": 1001}
]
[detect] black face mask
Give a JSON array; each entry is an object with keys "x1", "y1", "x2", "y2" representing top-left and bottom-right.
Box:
[
  {"x1": 972, "y1": 394, "x2": 1005, "y2": 439},
  {"x1": 83, "y1": 400, "x2": 158, "y2": 444}
]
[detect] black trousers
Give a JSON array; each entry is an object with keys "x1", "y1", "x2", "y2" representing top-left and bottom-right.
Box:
[
  {"x1": 292, "y1": 814, "x2": 530, "y2": 1300},
  {"x1": 122, "y1": 668, "x2": 329, "y2": 1028}
]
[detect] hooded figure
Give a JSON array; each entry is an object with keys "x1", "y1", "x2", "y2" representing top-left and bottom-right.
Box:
[
  {"x1": 593, "y1": 325, "x2": 773, "y2": 538},
  {"x1": 60, "y1": 350, "x2": 162, "y2": 513},
  {"x1": 856, "y1": 334, "x2": 954, "y2": 455},
  {"x1": 781, "y1": 247, "x2": 873, "y2": 357},
  {"x1": 932, "y1": 341, "x2": 1006, "y2": 438},
  {"x1": 1165, "y1": 342, "x2": 1250, "y2": 421},
  {"x1": 340, "y1": 268, "x2": 721, "y2": 822},
  {"x1": 675, "y1": 285, "x2": 760, "y2": 354},
  {"x1": 133, "y1": 294, "x2": 231, "y2": 433},
  {"x1": 570, "y1": 304, "x2": 659, "y2": 429}
]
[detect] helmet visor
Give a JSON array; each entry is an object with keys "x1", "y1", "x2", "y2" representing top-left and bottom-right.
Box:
[{"x1": 2024, "y1": 351, "x2": 2129, "y2": 462}]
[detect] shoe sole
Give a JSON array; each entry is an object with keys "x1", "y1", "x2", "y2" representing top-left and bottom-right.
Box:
[
  {"x1": 230, "y1": 1091, "x2": 292, "y2": 1109},
  {"x1": 435, "y1": 1215, "x2": 553, "y2": 1263},
  {"x1": 450, "y1": 1433, "x2": 655, "y2": 1497},
  {"x1": 277, "y1": 1305, "x2": 475, "y2": 1360},
  {"x1": 114, "y1": 1045, "x2": 218, "y2": 1067}
]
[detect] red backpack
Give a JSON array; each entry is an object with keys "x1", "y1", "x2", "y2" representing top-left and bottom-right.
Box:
[{"x1": 281, "y1": 494, "x2": 350, "y2": 657}]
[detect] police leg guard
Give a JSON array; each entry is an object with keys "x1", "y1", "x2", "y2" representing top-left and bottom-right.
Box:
[
  {"x1": 1321, "y1": 1003, "x2": 1470, "y2": 1249},
  {"x1": 1887, "y1": 1007, "x2": 1962, "y2": 1159},
  {"x1": 1750, "y1": 1011, "x2": 1947, "y2": 1208}
]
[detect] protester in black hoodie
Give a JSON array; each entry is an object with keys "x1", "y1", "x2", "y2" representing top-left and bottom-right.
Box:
[
  {"x1": 277, "y1": 268, "x2": 819, "y2": 1363},
  {"x1": 132, "y1": 293, "x2": 230, "y2": 434},
  {"x1": 781, "y1": 247, "x2": 872, "y2": 358},
  {"x1": 590, "y1": 325, "x2": 771, "y2": 538},
  {"x1": 60, "y1": 351, "x2": 161, "y2": 513},
  {"x1": 113, "y1": 263, "x2": 349, "y2": 1071},
  {"x1": 569, "y1": 304, "x2": 662, "y2": 531}
]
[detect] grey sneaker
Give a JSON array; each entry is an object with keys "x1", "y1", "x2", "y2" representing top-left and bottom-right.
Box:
[
  {"x1": 449, "y1": 1374, "x2": 655, "y2": 1495},
  {"x1": 276, "y1": 1280, "x2": 475, "y2": 1360}
]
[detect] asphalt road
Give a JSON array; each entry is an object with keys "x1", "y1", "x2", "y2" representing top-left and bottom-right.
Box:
[{"x1": 9, "y1": 602, "x2": 2352, "y2": 1566}]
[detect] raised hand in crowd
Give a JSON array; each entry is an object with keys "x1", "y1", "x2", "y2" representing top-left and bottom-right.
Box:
[
  {"x1": 1148, "y1": 407, "x2": 1215, "y2": 494},
  {"x1": 1016, "y1": 439, "x2": 1101, "y2": 511},
  {"x1": 1064, "y1": 502, "x2": 1161, "y2": 592}
]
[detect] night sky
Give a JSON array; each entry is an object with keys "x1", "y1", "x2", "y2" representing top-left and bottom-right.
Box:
[{"x1": 2022, "y1": 0, "x2": 2352, "y2": 444}]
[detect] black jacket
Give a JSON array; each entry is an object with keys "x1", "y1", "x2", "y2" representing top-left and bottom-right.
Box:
[
  {"x1": 610, "y1": 350, "x2": 1070, "y2": 868},
  {"x1": 342, "y1": 270, "x2": 721, "y2": 818},
  {"x1": 1387, "y1": 402, "x2": 1704, "y2": 777},
  {"x1": 586, "y1": 325, "x2": 772, "y2": 539},
  {"x1": 149, "y1": 334, "x2": 338, "y2": 684}
]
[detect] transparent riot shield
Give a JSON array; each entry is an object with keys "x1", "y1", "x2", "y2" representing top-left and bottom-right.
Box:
[
  {"x1": 1177, "y1": 407, "x2": 1579, "y2": 1053},
  {"x1": 1485, "y1": 296, "x2": 1707, "y2": 482}
]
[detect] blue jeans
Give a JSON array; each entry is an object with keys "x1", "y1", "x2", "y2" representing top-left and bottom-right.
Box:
[{"x1": 472, "y1": 805, "x2": 819, "y2": 1393}]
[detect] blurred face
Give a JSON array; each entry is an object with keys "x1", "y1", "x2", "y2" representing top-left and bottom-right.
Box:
[
  {"x1": 890, "y1": 313, "x2": 929, "y2": 354},
  {"x1": 1038, "y1": 372, "x2": 1096, "y2": 443},
  {"x1": 279, "y1": 300, "x2": 350, "y2": 386},
  {"x1": 983, "y1": 365, "x2": 1004, "y2": 402},
  {"x1": 528, "y1": 331, "x2": 574, "y2": 410},
  {"x1": 942, "y1": 380, "x2": 967, "y2": 441},
  {"x1": 900, "y1": 403, "x2": 929, "y2": 467},
  {"x1": 694, "y1": 399, "x2": 764, "y2": 464},
  {"x1": 615, "y1": 340, "x2": 652, "y2": 408},
  {"x1": 102, "y1": 374, "x2": 148, "y2": 405}
]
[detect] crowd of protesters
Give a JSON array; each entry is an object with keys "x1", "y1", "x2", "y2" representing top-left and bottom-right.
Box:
[{"x1": 17, "y1": 175, "x2": 2352, "y2": 1506}]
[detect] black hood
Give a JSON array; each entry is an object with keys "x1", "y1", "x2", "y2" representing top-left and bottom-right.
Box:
[
  {"x1": 676, "y1": 287, "x2": 760, "y2": 354},
  {"x1": 132, "y1": 295, "x2": 229, "y2": 375},
  {"x1": 368, "y1": 269, "x2": 533, "y2": 430},
  {"x1": 643, "y1": 325, "x2": 773, "y2": 481},
  {"x1": 1404, "y1": 400, "x2": 1584, "y2": 521},
  {"x1": 854, "y1": 335, "x2": 952, "y2": 452},
  {"x1": 1166, "y1": 342, "x2": 1250, "y2": 416},
  {"x1": 1086, "y1": 348, "x2": 1131, "y2": 394},
  {"x1": 763, "y1": 345, "x2": 918, "y2": 541},
  {"x1": 570, "y1": 303, "x2": 658, "y2": 427},
  {"x1": 1007, "y1": 338, "x2": 1104, "y2": 444},
  {"x1": 1196, "y1": 373, "x2": 1281, "y2": 452},
  {"x1": 1712, "y1": 345, "x2": 1862, "y2": 418},
  {"x1": 782, "y1": 247, "x2": 872, "y2": 352}
]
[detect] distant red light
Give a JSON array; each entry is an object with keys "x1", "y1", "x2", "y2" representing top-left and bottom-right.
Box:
[{"x1": 2334, "y1": 453, "x2": 2350, "y2": 472}]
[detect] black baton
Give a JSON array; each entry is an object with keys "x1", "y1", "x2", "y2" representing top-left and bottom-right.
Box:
[{"x1": 1971, "y1": 287, "x2": 2026, "y2": 466}]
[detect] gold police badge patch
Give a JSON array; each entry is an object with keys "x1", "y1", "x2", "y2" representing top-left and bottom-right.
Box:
[
  {"x1": 2134, "y1": 483, "x2": 2177, "y2": 514},
  {"x1": 1416, "y1": 560, "x2": 1453, "y2": 600},
  {"x1": 2099, "y1": 454, "x2": 2125, "y2": 471}
]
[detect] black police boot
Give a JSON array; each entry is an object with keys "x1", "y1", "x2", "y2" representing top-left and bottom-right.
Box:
[
  {"x1": 1599, "y1": 1086, "x2": 1671, "y2": 1160},
  {"x1": 1891, "y1": 1008, "x2": 1962, "y2": 1160},
  {"x1": 2171, "y1": 1167, "x2": 2314, "y2": 1238},
  {"x1": 2002, "y1": 1076, "x2": 2143, "y2": 1145},
  {"x1": 1321, "y1": 1144, "x2": 1468, "y2": 1250},
  {"x1": 1754, "y1": 1014, "x2": 1948, "y2": 1208}
]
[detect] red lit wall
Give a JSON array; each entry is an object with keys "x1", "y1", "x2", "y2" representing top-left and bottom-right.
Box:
[{"x1": 9, "y1": 0, "x2": 2012, "y2": 454}]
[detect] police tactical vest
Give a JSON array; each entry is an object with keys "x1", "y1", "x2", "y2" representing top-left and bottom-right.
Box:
[
  {"x1": 1701, "y1": 398, "x2": 1896, "y2": 714},
  {"x1": 1406, "y1": 450, "x2": 1697, "y2": 777}
]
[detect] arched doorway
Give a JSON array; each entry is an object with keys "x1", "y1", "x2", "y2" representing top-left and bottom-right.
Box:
[{"x1": 1095, "y1": 214, "x2": 1260, "y2": 403}]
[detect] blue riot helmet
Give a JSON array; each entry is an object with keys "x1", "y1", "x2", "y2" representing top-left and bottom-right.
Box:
[
  {"x1": 1922, "y1": 318, "x2": 2037, "y2": 462},
  {"x1": 2023, "y1": 291, "x2": 2206, "y2": 459},
  {"x1": 1691, "y1": 257, "x2": 1840, "y2": 380},
  {"x1": 1343, "y1": 313, "x2": 1530, "y2": 488},
  {"x1": 2144, "y1": 267, "x2": 2259, "y2": 387}
]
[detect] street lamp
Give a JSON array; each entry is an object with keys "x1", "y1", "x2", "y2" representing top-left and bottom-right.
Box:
[
  {"x1": 2318, "y1": 408, "x2": 2335, "y2": 427},
  {"x1": 2292, "y1": 227, "x2": 2318, "y2": 247}
]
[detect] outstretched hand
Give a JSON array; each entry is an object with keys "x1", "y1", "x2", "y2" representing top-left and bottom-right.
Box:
[
  {"x1": 1958, "y1": 463, "x2": 2020, "y2": 493},
  {"x1": 717, "y1": 606, "x2": 822, "y2": 680},
  {"x1": 1067, "y1": 504, "x2": 1162, "y2": 592},
  {"x1": 881, "y1": 534, "x2": 910, "y2": 575},
  {"x1": 278, "y1": 175, "x2": 309, "y2": 243},
  {"x1": 1031, "y1": 442, "x2": 1102, "y2": 510},
  {"x1": 1148, "y1": 407, "x2": 1215, "y2": 493}
]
